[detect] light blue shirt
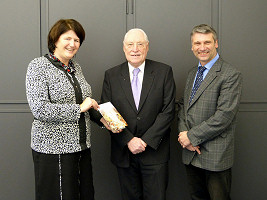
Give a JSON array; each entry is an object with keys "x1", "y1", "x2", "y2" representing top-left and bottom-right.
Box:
[
  {"x1": 198, "y1": 53, "x2": 219, "y2": 80},
  {"x1": 191, "y1": 53, "x2": 219, "y2": 89}
]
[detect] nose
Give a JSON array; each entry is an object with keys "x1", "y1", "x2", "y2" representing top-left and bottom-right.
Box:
[
  {"x1": 69, "y1": 39, "x2": 75, "y2": 47},
  {"x1": 132, "y1": 43, "x2": 139, "y2": 51},
  {"x1": 199, "y1": 43, "x2": 206, "y2": 50}
]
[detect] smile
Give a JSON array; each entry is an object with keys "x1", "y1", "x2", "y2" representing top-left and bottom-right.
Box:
[
  {"x1": 66, "y1": 48, "x2": 75, "y2": 52},
  {"x1": 198, "y1": 51, "x2": 209, "y2": 54}
]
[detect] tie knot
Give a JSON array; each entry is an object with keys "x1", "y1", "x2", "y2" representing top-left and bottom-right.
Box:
[
  {"x1": 198, "y1": 66, "x2": 206, "y2": 74},
  {"x1": 133, "y1": 68, "x2": 140, "y2": 76}
]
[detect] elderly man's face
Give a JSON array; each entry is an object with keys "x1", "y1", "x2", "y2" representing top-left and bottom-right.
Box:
[{"x1": 123, "y1": 30, "x2": 149, "y2": 68}]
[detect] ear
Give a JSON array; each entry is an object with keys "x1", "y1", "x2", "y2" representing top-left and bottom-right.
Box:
[{"x1": 215, "y1": 40, "x2": 219, "y2": 48}]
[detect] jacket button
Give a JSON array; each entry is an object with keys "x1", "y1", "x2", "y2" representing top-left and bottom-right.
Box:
[{"x1": 137, "y1": 117, "x2": 141, "y2": 120}]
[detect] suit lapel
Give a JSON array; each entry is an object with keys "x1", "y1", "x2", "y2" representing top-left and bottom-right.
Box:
[
  {"x1": 119, "y1": 62, "x2": 137, "y2": 112},
  {"x1": 188, "y1": 58, "x2": 222, "y2": 108},
  {"x1": 185, "y1": 67, "x2": 198, "y2": 108},
  {"x1": 138, "y1": 60, "x2": 154, "y2": 112}
]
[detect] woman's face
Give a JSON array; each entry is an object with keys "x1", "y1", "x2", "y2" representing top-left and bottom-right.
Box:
[{"x1": 54, "y1": 30, "x2": 80, "y2": 65}]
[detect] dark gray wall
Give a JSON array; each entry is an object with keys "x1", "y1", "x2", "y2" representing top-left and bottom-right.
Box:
[{"x1": 0, "y1": 0, "x2": 266, "y2": 199}]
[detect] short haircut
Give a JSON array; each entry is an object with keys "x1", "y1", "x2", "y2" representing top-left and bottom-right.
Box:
[
  {"x1": 190, "y1": 24, "x2": 218, "y2": 42},
  {"x1": 123, "y1": 28, "x2": 149, "y2": 44},
  {"x1": 47, "y1": 19, "x2": 85, "y2": 53}
]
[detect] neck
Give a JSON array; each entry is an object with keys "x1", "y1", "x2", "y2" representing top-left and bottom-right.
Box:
[{"x1": 53, "y1": 53, "x2": 69, "y2": 66}]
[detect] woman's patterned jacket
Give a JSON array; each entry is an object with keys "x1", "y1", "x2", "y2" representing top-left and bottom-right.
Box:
[{"x1": 26, "y1": 56, "x2": 101, "y2": 154}]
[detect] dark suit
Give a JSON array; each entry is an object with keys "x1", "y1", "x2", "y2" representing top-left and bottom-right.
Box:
[
  {"x1": 101, "y1": 59, "x2": 176, "y2": 199},
  {"x1": 178, "y1": 57, "x2": 242, "y2": 199}
]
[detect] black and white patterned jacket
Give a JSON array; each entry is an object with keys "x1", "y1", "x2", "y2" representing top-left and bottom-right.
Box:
[{"x1": 26, "y1": 56, "x2": 101, "y2": 154}]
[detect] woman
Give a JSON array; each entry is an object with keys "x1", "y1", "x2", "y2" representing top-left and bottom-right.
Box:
[{"x1": 26, "y1": 19, "x2": 107, "y2": 200}]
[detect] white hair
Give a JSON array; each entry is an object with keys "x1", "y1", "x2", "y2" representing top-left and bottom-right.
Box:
[{"x1": 123, "y1": 28, "x2": 149, "y2": 44}]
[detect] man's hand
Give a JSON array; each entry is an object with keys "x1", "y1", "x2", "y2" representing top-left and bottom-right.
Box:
[
  {"x1": 186, "y1": 144, "x2": 201, "y2": 155},
  {"x1": 178, "y1": 131, "x2": 191, "y2": 148},
  {"x1": 178, "y1": 131, "x2": 201, "y2": 154},
  {"x1": 127, "y1": 137, "x2": 147, "y2": 154}
]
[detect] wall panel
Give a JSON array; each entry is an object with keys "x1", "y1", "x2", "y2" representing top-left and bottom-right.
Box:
[
  {"x1": 220, "y1": 0, "x2": 267, "y2": 102},
  {"x1": 0, "y1": 113, "x2": 34, "y2": 200},
  {"x1": 0, "y1": 0, "x2": 40, "y2": 102}
]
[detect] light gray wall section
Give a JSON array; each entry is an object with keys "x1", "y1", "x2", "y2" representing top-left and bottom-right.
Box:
[
  {"x1": 220, "y1": 1, "x2": 267, "y2": 102},
  {"x1": 0, "y1": 0, "x2": 39, "y2": 199},
  {"x1": 219, "y1": 1, "x2": 267, "y2": 199},
  {"x1": 0, "y1": 113, "x2": 34, "y2": 200},
  {"x1": 0, "y1": 0, "x2": 40, "y2": 102},
  {"x1": 0, "y1": 0, "x2": 267, "y2": 200}
]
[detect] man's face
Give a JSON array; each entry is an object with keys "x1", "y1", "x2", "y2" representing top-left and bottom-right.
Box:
[
  {"x1": 191, "y1": 32, "x2": 218, "y2": 66},
  {"x1": 123, "y1": 30, "x2": 149, "y2": 68}
]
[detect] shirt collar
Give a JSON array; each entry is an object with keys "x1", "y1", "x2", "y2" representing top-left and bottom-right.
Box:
[
  {"x1": 198, "y1": 53, "x2": 219, "y2": 70},
  {"x1": 128, "y1": 61, "x2": 145, "y2": 74}
]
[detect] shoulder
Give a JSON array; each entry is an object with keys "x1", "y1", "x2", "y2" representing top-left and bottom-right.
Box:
[
  {"x1": 71, "y1": 59, "x2": 82, "y2": 71},
  {"x1": 145, "y1": 59, "x2": 174, "y2": 77},
  {"x1": 217, "y1": 58, "x2": 241, "y2": 76},
  {"x1": 29, "y1": 56, "x2": 49, "y2": 66},
  {"x1": 146, "y1": 59, "x2": 171, "y2": 69},
  {"x1": 27, "y1": 56, "x2": 51, "y2": 73},
  {"x1": 105, "y1": 61, "x2": 128, "y2": 74}
]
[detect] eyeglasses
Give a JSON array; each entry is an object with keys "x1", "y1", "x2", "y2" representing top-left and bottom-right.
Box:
[{"x1": 124, "y1": 42, "x2": 148, "y2": 49}]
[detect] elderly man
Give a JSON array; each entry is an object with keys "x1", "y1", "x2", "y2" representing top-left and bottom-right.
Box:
[
  {"x1": 178, "y1": 24, "x2": 242, "y2": 200},
  {"x1": 101, "y1": 28, "x2": 176, "y2": 200}
]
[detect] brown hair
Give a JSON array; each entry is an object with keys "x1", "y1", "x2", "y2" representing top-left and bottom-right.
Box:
[{"x1": 47, "y1": 19, "x2": 85, "y2": 53}]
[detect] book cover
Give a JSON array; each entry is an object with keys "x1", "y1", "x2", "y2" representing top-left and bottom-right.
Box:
[{"x1": 98, "y1": 102, "x2": 128, "y2": 131}]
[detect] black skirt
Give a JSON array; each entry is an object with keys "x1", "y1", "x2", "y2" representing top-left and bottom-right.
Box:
[{"x1": 32, "y1": 148, "x2": 94, "y2": 200}]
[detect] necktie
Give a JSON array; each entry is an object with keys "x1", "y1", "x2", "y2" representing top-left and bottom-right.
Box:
[
  {"x1": 189, "y1": 66, "x2": 206, "y2": 104},
  {"x1": 131, "y1": 68, "x2": 141, "y2": 109}
]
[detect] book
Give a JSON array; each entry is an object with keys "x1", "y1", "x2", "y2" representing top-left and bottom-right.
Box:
[{"x1": 98, "y1": 102, "x2": 128, "y2": 131}]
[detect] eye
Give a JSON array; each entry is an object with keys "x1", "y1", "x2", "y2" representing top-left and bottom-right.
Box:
[{"x1": 127, "y1": 43, "x2": 133, "y2": 48}]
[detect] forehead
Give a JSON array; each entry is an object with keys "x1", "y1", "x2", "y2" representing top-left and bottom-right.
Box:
[
  {"x1": 191, "y1": 32, "x2": 214, "y2": 42},
  {"x1": 60, "y1": 30, "x2": 79, "y2": 38},
  {"x1": 124, "y1": 30, "x2": 146, "y2": 43}
]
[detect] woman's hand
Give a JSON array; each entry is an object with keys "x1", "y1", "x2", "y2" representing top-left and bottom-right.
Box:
[{"x1": 80, "y1": 97, "x2": 99, "y2": 112}]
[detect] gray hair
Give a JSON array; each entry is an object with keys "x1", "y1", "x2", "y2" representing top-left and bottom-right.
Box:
[
  {"x1": 123, "y1": 28, "x2": 149, "y2": 44},
  {"x1": 190, "y1": 24, "x2": 218, "y2": 42}
]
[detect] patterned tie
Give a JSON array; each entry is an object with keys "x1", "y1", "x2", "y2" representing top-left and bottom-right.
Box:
[
  {"x1": 131, "y1": 68, "x2": 141, "y2": 109},
  {"x1": 189, "y1": 66, "x2": 206, "y2": 104}
]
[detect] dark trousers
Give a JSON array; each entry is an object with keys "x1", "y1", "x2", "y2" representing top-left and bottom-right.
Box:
[
  {"x1": 32, "y1": 148, "x2": 94, "y2": 200},
  {"x1": 117, "y1": 154, "x2": 168, "y2": 200},
  {"x1": 185, "y1": 164, "x2": 232, "y2": 200}
]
